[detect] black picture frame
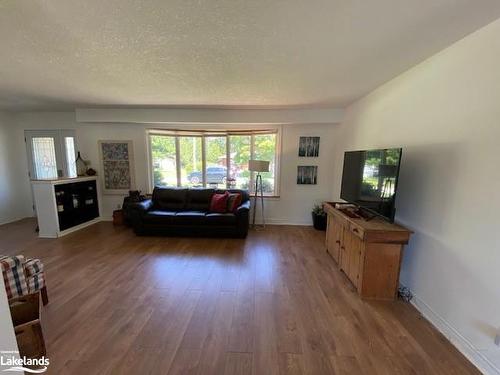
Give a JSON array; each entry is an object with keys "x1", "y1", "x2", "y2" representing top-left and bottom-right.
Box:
[
  {"x1": 298, "y1": 136, "x2": 320, "y2": 157},
  {"x1": 297, "y1": 166, "x2": 318, "y2": 185}
]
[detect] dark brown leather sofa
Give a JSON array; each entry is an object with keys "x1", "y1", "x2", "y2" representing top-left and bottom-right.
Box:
[{"x1": 128, "y1": 187, "x2": 250, "y2": 238}]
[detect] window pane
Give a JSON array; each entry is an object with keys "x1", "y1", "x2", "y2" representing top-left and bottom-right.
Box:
[
  {"x1": 253, "y1": 133, "x2": 276, "y2": 195},
  {"x1": 179, "y1": 137, "x2": 203, "y2": 187},
  {"x1": 229, "y1": 135, "x2": 251, "y2": 190},
  {"x1": 205, "y1": 136, "x2": 227, "y2": 188},
  {"x1": 150, "y1": 135, "x2": 177, "y2": 186},
  {"x1": 65, "y1": 137, "x2": 77, "y2": 178},
  {"x1": 32, "y1": 137, "x2": 58, "y2": 179}
]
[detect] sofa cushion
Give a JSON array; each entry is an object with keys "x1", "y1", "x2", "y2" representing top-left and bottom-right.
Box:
[
  {"x1": 205, "y1": 213, "x2": 237, "y2": 226},
  {"x1": 216, "y1": 189, "x2": 249, "y2": 203},
  {"x1": 152, "y1": 187, "x2": 188, "y2": 211},
  {"x1": 174, "y1": 211, "x2": 207, "y2": 225},
  {"x1": 186, "y1": 189, "x2": 214, "y2": 211},
  {"x1": 227, "y1": 193, "x2": 242, "y2": 213},
  {"x1": 210, "y1": 191, "x2": 229, "y2": 213},
  {"x1": 143, "y1": 210, "x2": 177, "y2": 224}
]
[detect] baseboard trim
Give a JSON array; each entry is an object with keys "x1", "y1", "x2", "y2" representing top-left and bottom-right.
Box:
[
  {"x1": 410, "y1": 292, "x2": 499, "y2": 375},
  {"x1": 260, "y1": 218, "x2": 312, "y2": 226},
  {"x1": 0, "y1": 217, "x2": 27, "y2": 226},
  {"x1": 101, "y1": 216, "x2": 312, "y2": 227},
  {"x1": 98, "y1": 216, "x2": 312, "y2": 226}
]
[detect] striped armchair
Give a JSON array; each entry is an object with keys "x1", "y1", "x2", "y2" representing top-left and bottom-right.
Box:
[{"x1": 0, "y1": 255, "x2": 48, "y2": 305}]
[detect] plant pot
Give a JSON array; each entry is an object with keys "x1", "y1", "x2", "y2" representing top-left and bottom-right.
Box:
[{"x1": 312, "y1": 213, "x2": 327, "y2": 231}]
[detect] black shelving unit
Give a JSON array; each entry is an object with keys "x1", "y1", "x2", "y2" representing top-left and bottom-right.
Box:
[{"x1": 55, "y1": 180, "x2": 99, "y2": 231}]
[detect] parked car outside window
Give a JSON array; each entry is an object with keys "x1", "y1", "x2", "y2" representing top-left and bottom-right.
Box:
[{"x1": 187, "y1": 166, "x2": 227, "y2": 184}]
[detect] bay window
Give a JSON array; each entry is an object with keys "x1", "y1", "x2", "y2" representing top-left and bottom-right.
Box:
[{"x1": 148, "y1": 129, "x2": 280, "y2": 196}]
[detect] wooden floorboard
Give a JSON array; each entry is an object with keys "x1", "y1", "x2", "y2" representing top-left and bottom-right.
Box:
[{"x1": 0, "y1": 218, "x2": 480, "y2": 375}]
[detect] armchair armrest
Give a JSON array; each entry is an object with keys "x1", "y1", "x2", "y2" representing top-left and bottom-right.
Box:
[
  {"x1": 1, "y1": 255, "x2": 29, "y2": 299},
  {"x1": 24, "y1": 258, "x2": 44, "y2": 278},
  {"x1": 24, "y1": 258, "x2": 46, "y2": 295}
]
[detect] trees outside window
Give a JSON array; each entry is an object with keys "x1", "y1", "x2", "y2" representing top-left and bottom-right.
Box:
[
  {"x1": 149, "y1": 130, "x2": 279, "y2": 195},
  {"x1": 229, "y1": 135, "x2": 251, "y2": 190},
  {"x1": 150, "y1": 135, "x2": 176, "y2": 186},
  {"x1": 179, "y1": 137, "x2": 202, "y2": 187}
]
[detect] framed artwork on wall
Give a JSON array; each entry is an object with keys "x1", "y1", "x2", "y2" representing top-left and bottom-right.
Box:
[
  {"x1": 297, "y1": 166, "x2": 318, "y2": 185},
  {"x1": 298, "y1": 136, "x2": 320, "y2": 157},
  {"x1": 98, "y1": 140, "x2": 135, "y2": 195}
]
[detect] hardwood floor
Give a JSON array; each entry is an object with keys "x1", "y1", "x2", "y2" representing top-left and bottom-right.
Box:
[{"x1": 0, "y1": 219, "x2": 479, "y2": 375}]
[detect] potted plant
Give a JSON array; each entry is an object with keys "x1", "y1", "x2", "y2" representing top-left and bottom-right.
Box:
[{"x1": 312, "y1": 204, "x2": 327, "y2": 231}]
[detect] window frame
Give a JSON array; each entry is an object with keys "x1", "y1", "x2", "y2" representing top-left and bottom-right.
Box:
[{"x1": 147, "y1": 127, "x2": 281, "y2": 197}]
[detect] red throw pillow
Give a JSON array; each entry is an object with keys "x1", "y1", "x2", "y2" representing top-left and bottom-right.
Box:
[
  {"x1": 227, "y1": 193, "x2": 242, "y2": 213},
  {"x1": 210, "y1": 191, "x2": 229, "y2": 213}
]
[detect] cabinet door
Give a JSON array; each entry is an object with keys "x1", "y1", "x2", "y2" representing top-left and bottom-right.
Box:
[
  {"x1": 326, "y1": 215, "x2": 334, "y2": 250},
  {"x1": 333, "y1": 219, "x2": 343, "y2": 263},
  {"x1": 326, "y1": 215, "x2": 342, "y2": 263},
  {"x1": 340, "y1": 228, "x2": 363, "y2": 289},
  {"x1": 339, "y1": 226, "x2": 350, "y2": 273},
  {"x1": 347, "y1": 233, "x2": 363, "y2": 288}
]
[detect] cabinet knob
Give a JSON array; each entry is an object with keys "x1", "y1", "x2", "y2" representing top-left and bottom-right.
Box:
[{"x1": 335, "y1": 240, "x2": 340, "y2": 244}]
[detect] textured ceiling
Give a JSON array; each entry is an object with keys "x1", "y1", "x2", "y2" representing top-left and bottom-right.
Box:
[{"x1": 1, "y1": 0, "x2": 500, "y2": 111}]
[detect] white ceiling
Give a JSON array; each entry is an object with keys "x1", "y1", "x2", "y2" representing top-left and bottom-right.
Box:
[{"x1": 1, "y1": 1, "x2": 500, "y2": 111}]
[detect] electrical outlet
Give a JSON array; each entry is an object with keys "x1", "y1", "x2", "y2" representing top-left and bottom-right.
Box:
[{"x1": 495, "y1": 333, "x2": 500, "y2": 346}]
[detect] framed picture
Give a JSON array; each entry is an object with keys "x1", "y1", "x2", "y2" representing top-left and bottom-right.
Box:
[
  {"x1": 297, "y1": 166, "x2": 318, "y2": 185},
  {"x1": 98, "y1": 140, "x2": 135, "y2": 195},
  {"x1": 298, "y1": 136, "x2": 320, "y2": 157}
]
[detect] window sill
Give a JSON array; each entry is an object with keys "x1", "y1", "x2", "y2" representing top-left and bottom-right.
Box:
[{"x1": 249, "y1": 195, "x2": 280, "y2": 200}]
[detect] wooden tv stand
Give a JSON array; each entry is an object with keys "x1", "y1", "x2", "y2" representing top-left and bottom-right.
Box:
[{"x1": 323, "y1": 202, "x2": 412, "y2": 300}]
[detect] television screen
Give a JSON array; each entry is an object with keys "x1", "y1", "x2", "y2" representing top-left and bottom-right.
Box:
[{"x1": 340, "y1": 148, "x2": 402, "y2": 222}]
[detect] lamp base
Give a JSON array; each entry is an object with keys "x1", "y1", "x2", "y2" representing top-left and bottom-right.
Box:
[
  {"x1": 252, "y1": 173, "x2": 266, "y2": 229},
  {"x1": 252, "y1": 223, "x2": 266, "y2": 231}
]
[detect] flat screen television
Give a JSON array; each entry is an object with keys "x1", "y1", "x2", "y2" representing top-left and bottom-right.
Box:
[{"x1": 340, "y1": 148, "x2": 402, "y2": 222}]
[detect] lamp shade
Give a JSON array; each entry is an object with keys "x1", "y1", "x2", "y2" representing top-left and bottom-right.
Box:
[{"x1": 248, "y1": 160, "x2": 270, "y2": 172}]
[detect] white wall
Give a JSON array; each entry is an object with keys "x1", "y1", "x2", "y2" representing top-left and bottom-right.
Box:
[
  {"x1": 11, "y1": 111, "x2": 337, "y2": 225},
  {"x1": 0, "y1": 112, "x2": 32, "y2": 224},
  {"x1": 332, "y1": 19, "x2": 500, "y2": 373}
]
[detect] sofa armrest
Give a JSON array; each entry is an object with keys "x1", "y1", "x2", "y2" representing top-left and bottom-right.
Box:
[
  {"x1": 235, "y1": 200, "x2": 250, "y2": 238},
  {"x1": 236, "y1": 200, "x2": 250, "y2": 214},
  {"x1": 128, "y1": 199, "x2": 153, "y2": 235},
  {"x1": 129, "y1": 199, "x2": 153, "y2": 214}
]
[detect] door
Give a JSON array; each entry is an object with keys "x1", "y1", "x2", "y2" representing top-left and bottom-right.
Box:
[
  {"x1": 25, "y1": 130, "x2": 77, "y2": 215},
  {"x1": 25, "y1": 130, "x2": 77, "y2": 180},
  {"x1": 25, "y1": 131, "x2": 59, "y2": 180}
]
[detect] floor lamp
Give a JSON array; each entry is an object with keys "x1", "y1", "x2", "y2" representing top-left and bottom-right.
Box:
[{"x1": 248, "y1": 160, "x2": 270, "y2": 229}]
